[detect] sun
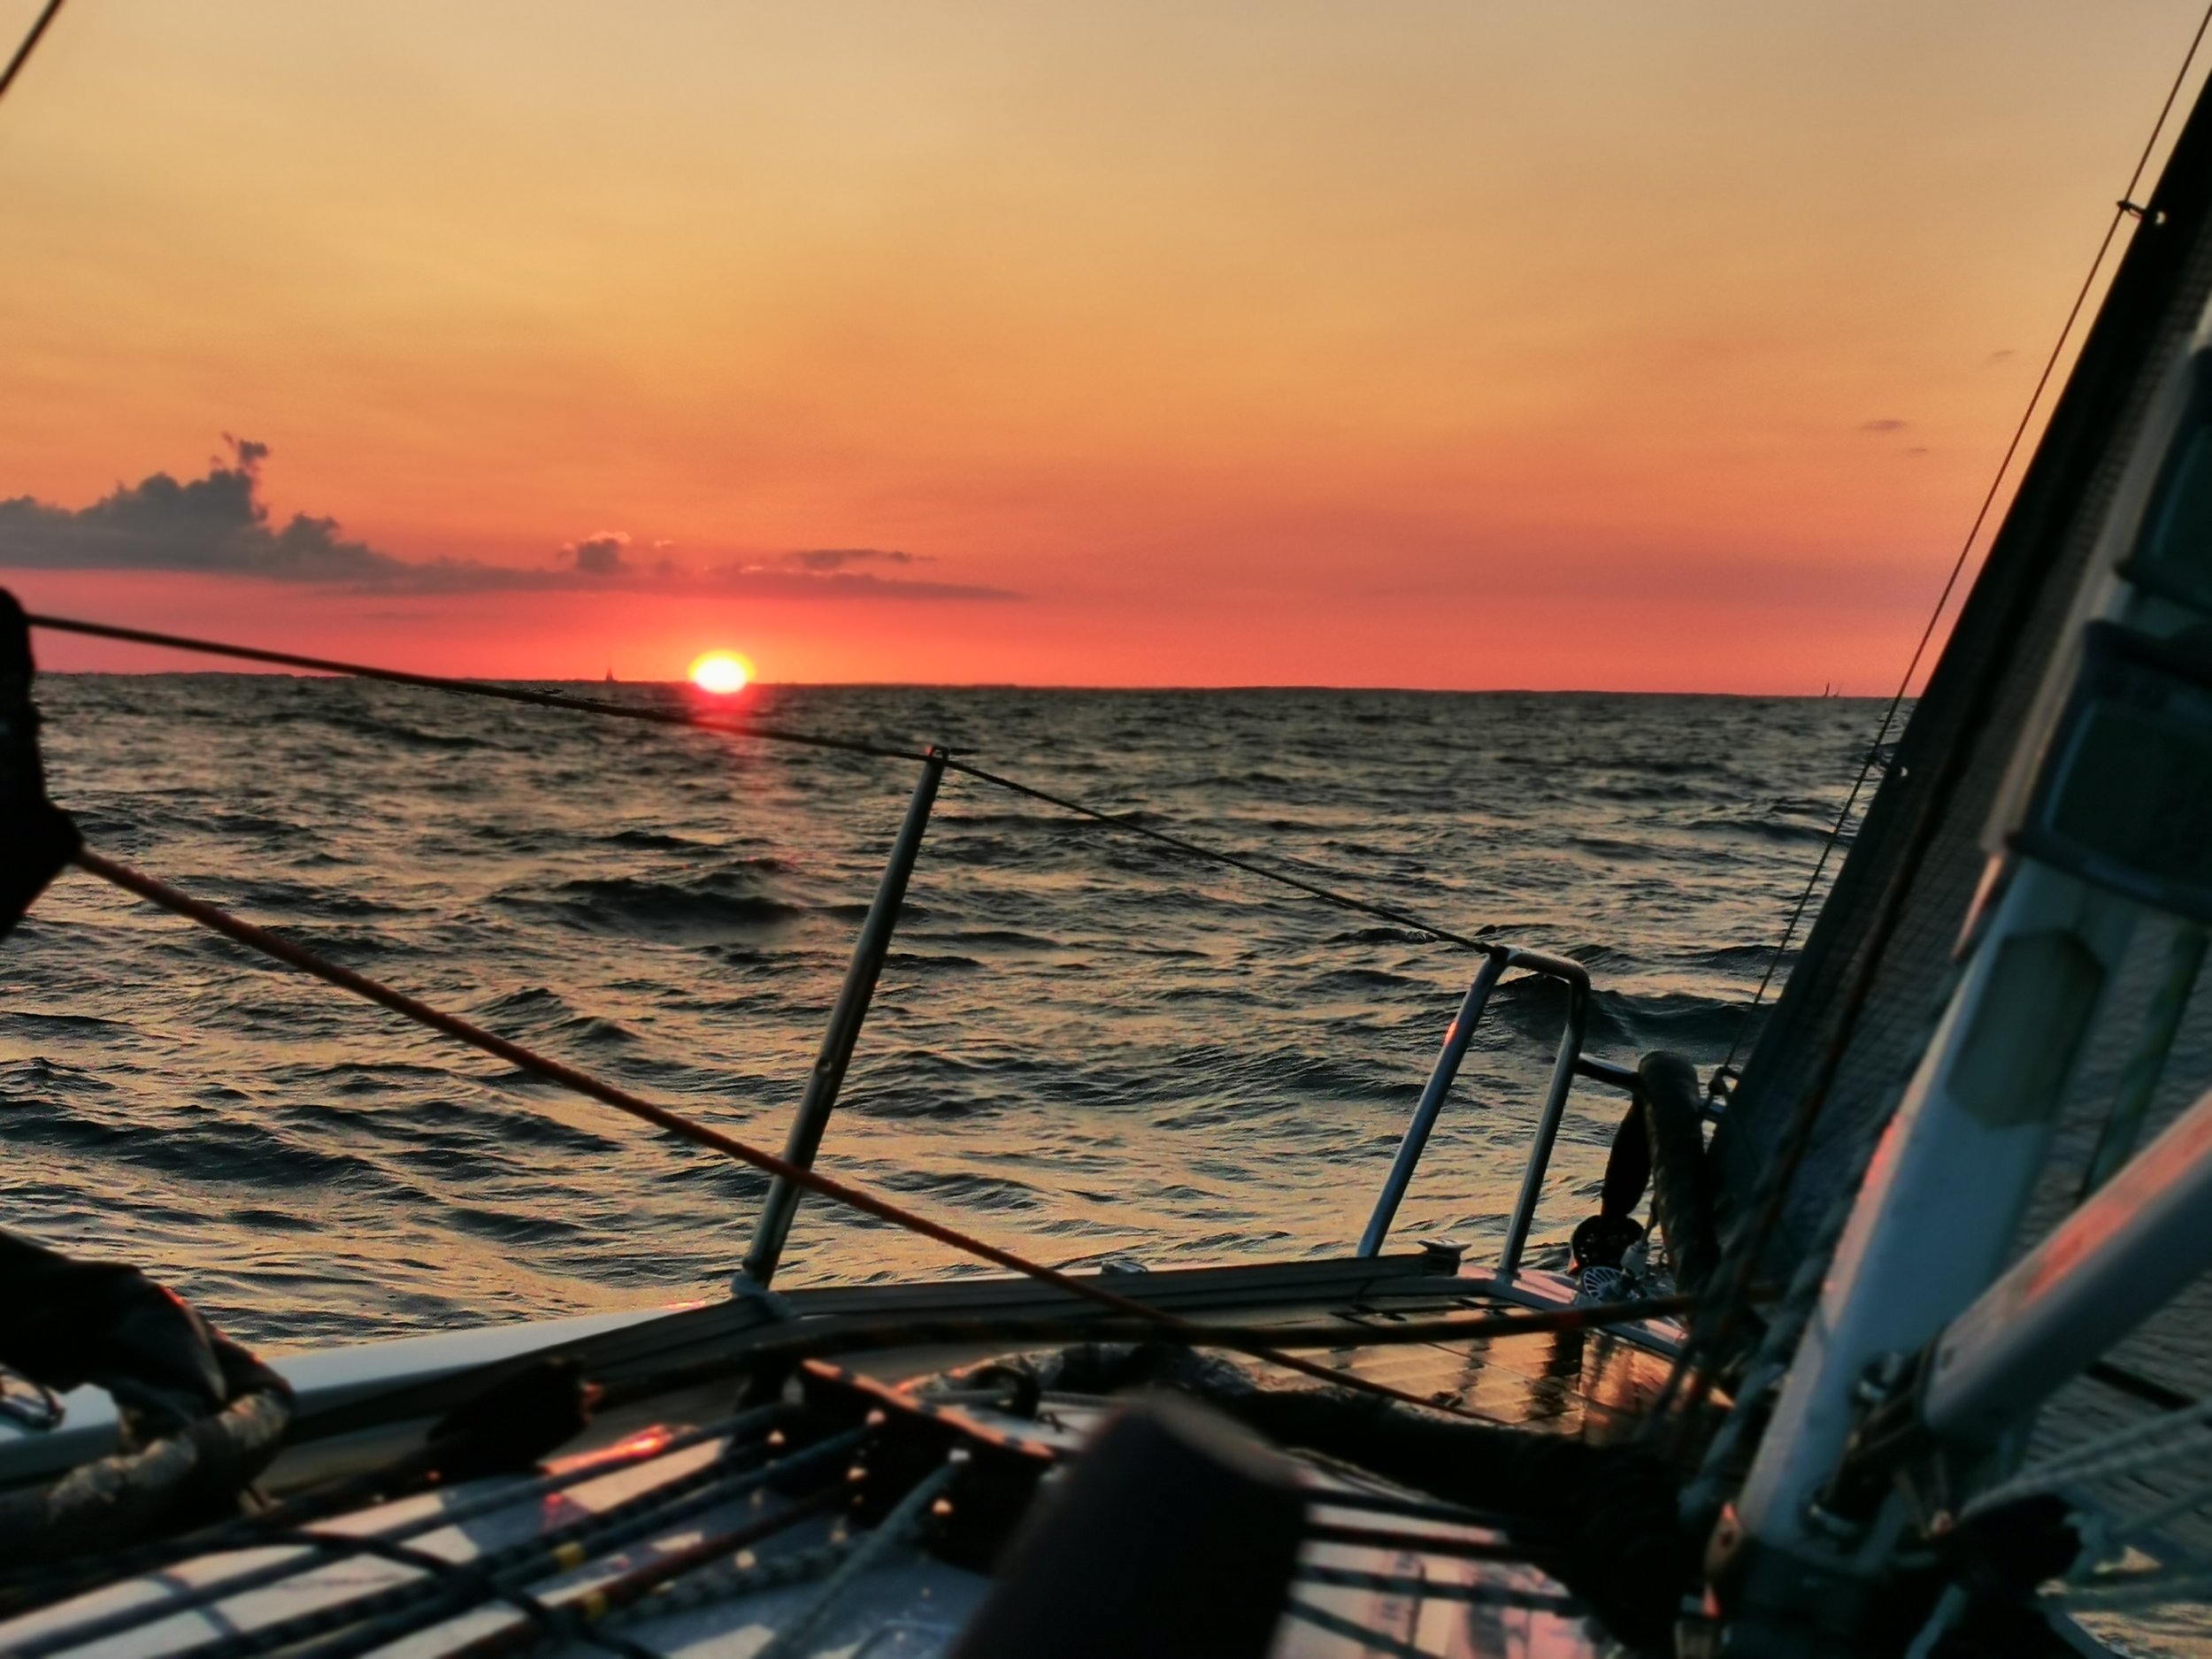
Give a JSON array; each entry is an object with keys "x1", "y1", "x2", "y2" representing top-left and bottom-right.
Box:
[{"x1": 687, "y1": 650, "x2": 752, "y2": 695}]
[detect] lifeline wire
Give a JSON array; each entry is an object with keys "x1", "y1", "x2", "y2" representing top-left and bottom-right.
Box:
[
  {"x1": 1713, "y1": 0, "x2": 2212, "y2": 1083},
  {"x1": 70, "y1": 845, "x2": 1526, "y2": 1423},
  {"x1": 31, "y1": 612, "x2": 1490, "y2": 953},
  {"x1": 944, "y1": 758, "x2": 1490, "y2": 950},
  {"x1": 1670, "y1": 0, "x2": 2212, "y2": 1440}
]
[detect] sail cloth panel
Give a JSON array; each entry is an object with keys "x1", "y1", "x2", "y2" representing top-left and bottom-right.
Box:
[{"x1": 1710, "y1": 86, "x2": 2212, "y2": 1271}]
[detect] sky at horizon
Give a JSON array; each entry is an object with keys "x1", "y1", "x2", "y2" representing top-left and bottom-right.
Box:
[{"x1": 3, "y1": 2, "x2": 2208, "y2": 691}]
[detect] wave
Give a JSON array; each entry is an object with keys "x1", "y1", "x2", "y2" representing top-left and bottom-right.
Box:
[
  {"x1": 2, "y1": 1095, "x2": 401, "y2": 1191},
  {"x1": 503, "y1": 872, "x2": 803, "y2": 942},
  {"x1": 222, "y1": 879, "x2": 404, "y2": 919}
]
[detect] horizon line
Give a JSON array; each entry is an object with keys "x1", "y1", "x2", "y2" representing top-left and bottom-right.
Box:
[{"x1": 43, "y1": 668, "x2": 1892, "y2": 699}]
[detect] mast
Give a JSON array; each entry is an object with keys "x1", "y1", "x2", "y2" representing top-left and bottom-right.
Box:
[{"x1": 1713, "y1": 54, "x2": 2212, "y2": 1647}]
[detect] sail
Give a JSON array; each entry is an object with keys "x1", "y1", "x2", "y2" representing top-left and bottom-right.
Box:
[{"x1": 1709, "y1": 75, "x2": 2212, "y2": 1267}]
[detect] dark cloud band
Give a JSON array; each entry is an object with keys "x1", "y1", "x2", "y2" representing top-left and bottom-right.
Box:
[{"x1": 0, "y1": 442, "x2": 1019, "y2": 603}]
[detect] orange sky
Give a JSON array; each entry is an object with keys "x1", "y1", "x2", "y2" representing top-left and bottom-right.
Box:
[{"x1": 2, "y1": 1, "x2": 2207, "y2": 689}]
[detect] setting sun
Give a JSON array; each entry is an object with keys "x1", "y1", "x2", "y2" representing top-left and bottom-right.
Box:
[{"x1": 687, "y1": 651, "x2": 752, "y2": 695}]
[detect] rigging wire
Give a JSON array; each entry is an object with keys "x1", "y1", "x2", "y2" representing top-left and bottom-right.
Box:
[
  {"x1": 67, "y1": 844, "x2": 1537, "y2": 1425},
  {"x1": 1664, "y1": 0, "x2": 2212, "y2": 1440},
  {"x1": 1717, "y1": 0, "x2": 2212, "y2": 1085},
  {"x1": 942, "y1": 757, "x2": 1490, "y2": 951},
  {"x1": 28, "y1": 611, "x2": 1493, "y2": 951},
  {"x1": 0, "y1": 0, "x2": 65, "y2": 107}
]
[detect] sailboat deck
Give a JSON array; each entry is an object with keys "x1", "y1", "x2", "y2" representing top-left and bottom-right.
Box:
[{"x1": 0, "y1": 1256, "x2": 1678, "y2": 1659}]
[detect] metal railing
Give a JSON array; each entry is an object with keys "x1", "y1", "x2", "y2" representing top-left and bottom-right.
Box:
[
  {"x1": 738, "y1": 744, "x2": 1639, "y2": 1290},
  {"x1": 1356, "y1": 949, "x2": 1632, "y2": 1274},
  {"x1": 741, "y1": 749, "x2": 948, "y2": 1286}
]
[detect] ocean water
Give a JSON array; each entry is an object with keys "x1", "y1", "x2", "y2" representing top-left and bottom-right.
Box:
[
  {"x1": 17, "y1": 674, "x2": 2212, "y2": 1654},
  {"x1": 1, "y1": 674, "x2": 1871, "y2": 1346}
]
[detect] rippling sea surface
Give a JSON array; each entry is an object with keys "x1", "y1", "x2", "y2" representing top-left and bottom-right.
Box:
[
  {"x1": 19, "y1": 680, "x2": 2212, "y2": 1655},
  {"x1": 4, "y1": 675, "x2": 1873, "y2": 1346}
]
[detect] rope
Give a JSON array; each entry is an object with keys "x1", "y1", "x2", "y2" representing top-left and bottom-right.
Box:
[
  {"x1": 2109, "y1": 1467, "x2": 2212, "y2": 1546},
  {"x1": 1659, "y1": 0, "x2": 2212, "y2": 1442},
  {"x1": 0, "y1": 0, "x2": 65, "y2": 106},
  {"x1": 456, "y1": 1493, "x2": 844, "y2": 1659},
  {"x1": 161, "y1": 1430, "x2": 856, "y2": 1659},
  {"x1": 256, "y1": 1531, "x2": 657, "y2": 1659},
  {"x1": 750, "y1": 1458, "x2": 961, "y2": 1659},
  {"x1": 2030, "y1": 1416, "x2": 2212, "y2": 1611},
  {"x1": 1963, "y1": 1400, "x2": 2212, "y2": 1519},
  {"x1": 605, "y1": 1531, "x2": 852, "y2": 1626},
  {"x1": 3, "y1": 1405, "x2": 792, "y2": 1641},
  {"x1": 30, "y1": 611, "x2": 1491, "y2": 954},
  {"x1": 65, "y1": 846, "x2": 1525, "y2": 1425},
  {"x1": 1715, "y1": 0, "x2": 2212, "y2": 1084}
]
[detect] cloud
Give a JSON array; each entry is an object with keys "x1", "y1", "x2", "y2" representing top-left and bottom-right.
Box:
[
  {"x1": 784, "y1": 547, "x2": 926, "y2": 572},
  {"x1": 1858, "y1": 418, "x2": 1909, "y2": 433},
  {"x1": 0, "y1": 437, "x2": 408, "y2": 583},
  {"x1": 0, "y1": 442, "x2": 1021, "y2": 602},
  {"x1": 699, "y1": 563, "x2": 1010, "y2": 600},
  {"x1": 693, "y1": 543, "x2": 1012, "y2": 598},
  {"x1": 565, "y1": 531, "x2": 630, "y2": 575}
]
